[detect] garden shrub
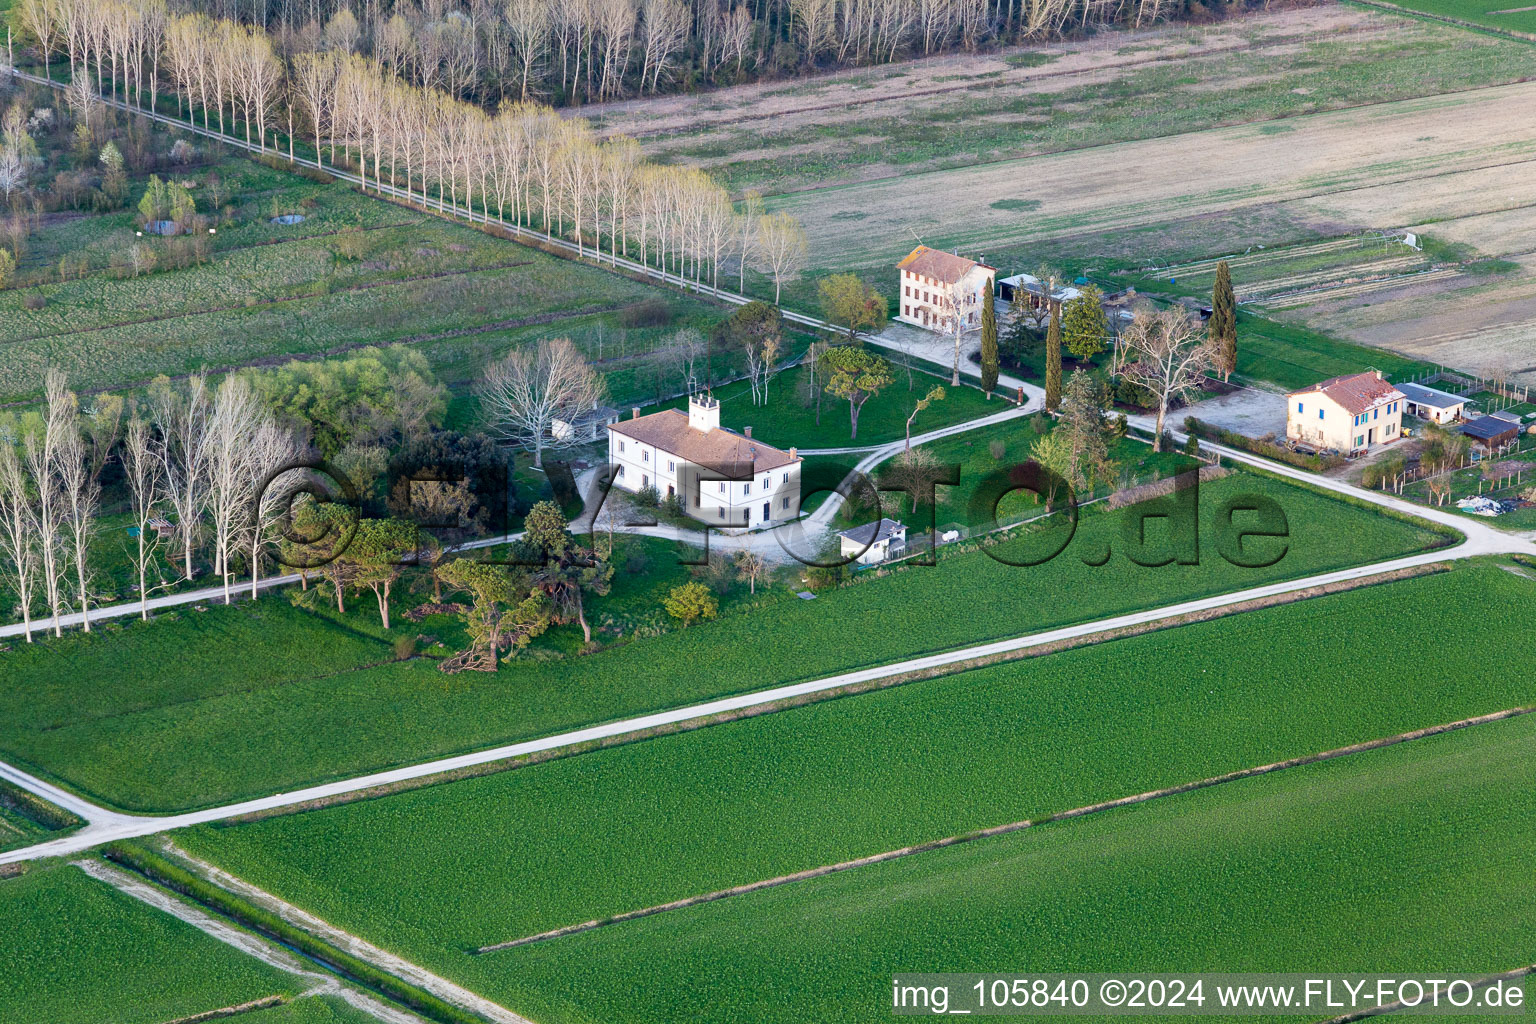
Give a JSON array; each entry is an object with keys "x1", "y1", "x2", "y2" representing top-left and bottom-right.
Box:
[{"x1": 1184, "y1": 416, "x2": 1346, "y2": 472}]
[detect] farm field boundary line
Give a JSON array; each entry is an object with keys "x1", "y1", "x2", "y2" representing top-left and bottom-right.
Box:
[
  {"x1": 3, "y1": 261, "x2": 534, "y2": 347},
  {"x1": 72, "y1": 858, "x2": 435, "y2": 1024},
  {"x1": 158, "y1": 994, "x2": 288, "y2": 1024},
  {"x1": 1321, "y1": 967, "x2": 1536, "y2": 1024},
  {"x1": 206, "y1": 561, "x2": 1446, "y2": 828},
  {"x1": 1342, "y1": 0, "x2": 1536, "y2": 41},
  {"x1": 477, "y1": 701, "x2": 1536, "y2": 951},
  {"x1": 0, "y1": 555, "x2": 1480, "y2": 864},
  {"x1": 157, "y1": 839, "x2": 534, "y2": 1024}
]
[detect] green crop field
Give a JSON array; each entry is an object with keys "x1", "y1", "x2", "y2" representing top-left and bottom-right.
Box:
[
  {"x1": 1379, "y1": 0, "x2": 1536, "y2": 34},
  {"x1": 0, "y1": 470, "x2": 1446, "y2": 812},
  {"x1": 177, "y1": 561, "x2": 1536, "y2": 1023},
  {"x1": 489, "y1": 707, "x2": 1536, "y2": 1024},
  {"x1": 0, "y1": 863, "x2": 304, "y2": 1024}
]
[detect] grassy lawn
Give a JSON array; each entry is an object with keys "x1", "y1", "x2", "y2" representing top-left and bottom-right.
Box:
[
  {"x1": 633, "y1": 366, "x2": 1004, "y2": 450},
  {"x1": 0, "y1": 468, "x2": 1446, "y2": 813},
  {"x1": 0, "y1": 863, "x2": 305, "y2": 1024},
  {"x1": 843, "y1": 419, "x2": 1194, "y2": 534},
  {"x1": 177, "y1": 561, "x2": 1536, "y2": 1022},
  {"x1": 1228, "y1": 312, "x2": 1435, "y2": 392},
  {"x1": 487, "y1": 704, "x2": 1536, "y2": 1024}
]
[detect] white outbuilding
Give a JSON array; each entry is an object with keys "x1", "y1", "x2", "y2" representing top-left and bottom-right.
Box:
[{"x1": 838, "y1": 517, "x2": 908, "y2": 565}]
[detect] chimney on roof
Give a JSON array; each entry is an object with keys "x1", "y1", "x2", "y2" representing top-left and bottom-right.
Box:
[
  {"x1": 632, "y1": 406, "x2": 641, "y2": 419},
  {"x1": 688, "y1": 393, "x2": 720, "y2": 433},
  {"x1": 744, "y1": 425, "x2": 752, "y2": 439},
  {"x1": 789, "y1": 447, "x2": 798, "y2": 460}
]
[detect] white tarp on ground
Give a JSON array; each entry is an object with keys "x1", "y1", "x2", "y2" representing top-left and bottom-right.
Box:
[{"x1": 1456, "y1": 495, "x2": 1505, "y2": 516}]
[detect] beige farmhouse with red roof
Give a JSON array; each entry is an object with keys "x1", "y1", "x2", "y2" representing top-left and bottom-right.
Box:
[
  {"x1": 896, "y1": 245, "x2": 996, "y2": 334},
  {"x1": 606, "y1": 394, "x2": 802, "y2": 529},
  {"x1": 1286, "y1": 370, "x2": 1405, "y2": 454}
]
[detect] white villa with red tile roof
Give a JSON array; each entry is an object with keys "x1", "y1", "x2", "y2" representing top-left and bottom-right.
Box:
[
  {"x1": 1286, "y1": 370, "x2": 1405, "y2": 454},
  {"x1": 896, "y1": 245, "x2": 996, "y2": 334},
  {"x1": 606, "y1": 394, "x2": 802, "y2": 529}
]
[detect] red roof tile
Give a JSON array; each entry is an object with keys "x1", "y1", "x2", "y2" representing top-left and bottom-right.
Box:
[{"x1": 1288, "y1": 371, "x2": 1403, "y2": 416}]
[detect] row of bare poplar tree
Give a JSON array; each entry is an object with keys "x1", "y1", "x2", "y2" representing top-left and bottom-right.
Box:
[
  {"x1": 16, "y1": 0, "x2": 1190, "y2": 107},
  {"x1": 0, "y1": 372, "x2": 305, "y2": 642},
  {"x1": 13, "y1": 0, "x2": 814, "y2": 295}
]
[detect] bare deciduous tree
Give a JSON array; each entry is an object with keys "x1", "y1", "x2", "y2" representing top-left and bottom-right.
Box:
[
  {"x1": 207, "y1": 375, "x2": 263, "y2": 604},
  {"x1": 0, "y1": 442, "x2": 40, "y2": 642},
  {"x1": 754, "y1": 209, "x2": 807, "y2": 304},
  {"x1": 122, "y1": 415, "x2": 170, "y2": 621},
  {"x1": 150, "y1": 374, "x2": 212, "y2": 581},
  {"x1": 1119, "y1": 307, "x2": 1214, "y2": 450},
  {"x1": 479, "y1": 337, "x2": 607, "y2": 468}
]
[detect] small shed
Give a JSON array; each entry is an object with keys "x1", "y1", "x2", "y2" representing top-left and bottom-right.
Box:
[
  {"x1": 552, "y1": 402, "x2": 620, "y2": 443},
  {"x1": 838, "y1": 517, "x2": 907, "y2": 565},
  {"x1": 1460, "y1": 415, "x2": 1520, "y2": 451},
  {"x1": 1489, "y1": 409, "x2": 1524, "y2": 425},
  {"x1": 1396, "y1": 382, "x2": 1466, "y2": 424},
  {"x1": 996, "y1": 273, "x2": 1081, "y2": 309},
  {"x1": 147, "y1": 516, "x2": 175, "y2": 539}
]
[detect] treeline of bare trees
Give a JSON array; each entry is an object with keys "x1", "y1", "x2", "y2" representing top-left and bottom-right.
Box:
[
  {"x1": 0, "y1": 371, "x2": 303, "y2": 642},
  {"x1": 12, "y1": 0, "x2": 812, "y2": 294},
  {"x1": 15, "y1": 0, "x2": 1201, "y2": 109}
]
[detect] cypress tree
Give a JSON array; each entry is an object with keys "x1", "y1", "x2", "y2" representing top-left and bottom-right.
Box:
[
  {"x1": 1045, "y1": 300, "x2": 1063, "y2": 412},
  {"x1": 1211, "y1": 259, "x2": 1237, "y2": 382},
  {"x1": 980, "y1": 286, "x2": 999, "y2": 399}
]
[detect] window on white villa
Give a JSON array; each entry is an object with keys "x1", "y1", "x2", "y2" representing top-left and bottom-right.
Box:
[
  {"x1": 619, "y1": 441, "x2": 626, "y2": 452},
  {"x1": 643, "y1": 451, "x2": 649, "y2": 462},
  {"x1": 668, "y1": 460, "x2": 675, "y2": 472},
  {"x1": 617, "y1": 465, "x2": 624, "y2": 477},
  {"x1": 742, "y1": 483, "x2": 751, "y2": 495},
  {"x1": 782, "y1": 472, "x2": 789, "y2": 483},
  {"x1": 719, "y1": 483, "x2": 726, "y2": 494},
  {"x1": 782, "y1": 497, "x2": 790, "y2": 509},
  {"x1": 718, "y1": 508, "x2": 725, "y2": 519}
]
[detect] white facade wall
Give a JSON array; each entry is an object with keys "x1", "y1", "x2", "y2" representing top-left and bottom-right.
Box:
[
  {"x1": 840, "y1": 534, "x2": 901, "y2": 565},
  {"x1": 607, "y1": 432, "x2": 802, "y2": 530},
  {"x1": 1404, "y1": 400, "x2": 1463, "y2": 425},
  {"x1": 895, "y1": 266, "x2": 994, "y2": 333},
  {"x1": 1287, "y1": 393, "x2": 1404, "y2": 452}
]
